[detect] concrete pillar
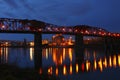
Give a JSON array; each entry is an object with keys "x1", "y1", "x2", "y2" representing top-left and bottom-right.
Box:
[
  {"x1": 111, "y1": 37, "x2": 120, "y2": 51},
  {"x1": 75, "y1": 34, "x2": 84, "y2": 64},
  {"x1": 34, "y1": 33, "x2": 42, "y2": 71},
  {"x1": 104, "y1": 37, "x2": 113, "y2": 54}
]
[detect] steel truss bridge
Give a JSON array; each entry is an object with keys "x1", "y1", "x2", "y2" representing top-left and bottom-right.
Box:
[
  {"x1": 0, "y1": 18, "x2": 120, "y2": 37},
  {"x1": 0, "y1": 18, "x2": 120, "y2": 74}
]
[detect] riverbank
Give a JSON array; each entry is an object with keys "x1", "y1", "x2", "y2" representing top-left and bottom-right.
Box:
[
  {"x1": 0, "y1": 64, "x2": 37, "y2": 80},
  {"x1": 0, "y1": 64, "x2": 59, "y2": 80}
]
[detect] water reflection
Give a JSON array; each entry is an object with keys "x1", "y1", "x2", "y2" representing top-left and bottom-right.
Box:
[
  {"x1": 63, "y1": 65, "x2": 67, "y2": 75},
  {"x1": 103, "y1": 57, "x2": 107, "y2": 68},
  {"x1": 56, "y1": 67, "x2": 59, "y2": 76},
  {"x1": 40, "y1": 48, "x2": 120, "y2": 76},
  {"x1": 42, "y1": 48, "x2": 74, "y2": 66},
  {"x1": 118, "y1": 55, "x2": 120, "y2": 66},
  {"x1": 0, "y1": 47, "x2": 34, "y2": 68},
  {"x1": 30, "y1": 48, "x2": 34, "y2": 61},
  {"x1": 44, "y1": 54, "x2": 120, "y2": 76},
  {"x1": 0, "y1": 47, "x2": 120, "y2": 76},
  {"x1": 86, "y1": 60, "x2": 90, "y2": 71},
  {"x1": 69, "y1": 64, "x2": 72, "y2": 74},
  {"x1": 76, "y1": 63, "x2": 79, "y2": 73},
  {"x1": 98, "y1": 58, "x2": 103, "y2": 72},
  {"x1": 109, "y1": 56, "x2": 112, "y2": 67},
  {"x1": 0, "y1": 47, "x2": 8, "y2": 63},
  {"x1": 93, "y1": 59, "x2": 97, "y2": 70},
  {"x1": 113, "y1": 55, "x2": 117, "y2": 67}
]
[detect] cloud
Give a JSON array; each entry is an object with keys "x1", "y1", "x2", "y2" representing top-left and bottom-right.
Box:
[
  {"x1": 3, "y1": 0, "x2": 19, "y2": 8},
  {"x1": 20, "y1": 0, "x2": 35, "y2": 11},
  {"x1": 0, "y1": 0, "x2": 120, "y2": 32}
]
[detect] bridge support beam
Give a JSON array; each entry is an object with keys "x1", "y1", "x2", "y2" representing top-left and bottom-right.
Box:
[
  {"x1": 104, "y1": 37, "x2": 113, "y2": 54},
  {"x1": 34, "y1": 33, "x2": 42, "y2": 71},
  {"x1": 75, "y1": 34, "x2": 84, "y2": 64}
]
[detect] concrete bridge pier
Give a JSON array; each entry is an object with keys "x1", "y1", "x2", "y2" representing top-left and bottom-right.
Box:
[
  {"x1": 111, "y1": 37, "x2": 120, "y2": 51},
  {"x1": 34, "y1": 33, "x2": 42, "y2": 71},
  {"x1": 75, "y1": 34, "x2": 84, "y2": 64},
  {"x1": 104, "y1": 37, "x2": 113, "y2": 54}
]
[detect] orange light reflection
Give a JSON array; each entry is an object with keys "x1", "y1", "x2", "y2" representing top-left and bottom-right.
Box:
[
  {"x1": 113, "y1": 55, "x2": 117, "y2": 67},
  {"x1": 76, "y1": 63, "x2": 79, "y2": 73},
  {"x1": 103, "y1": 57, "x2": 107, "y2": 68},
  {"x1": 70, "y1": 64, "x2": 72, "y2": 74},
  {"x1": 63, "y1": 65, "x2": 67, "y2": 75},
  {"x1": 48, "y1": 67, "x2": 52, "y2": 75},
  {"x1": 69, "y1": 48, "x2": 72, "y2": 62},
  {"x1": 109, "y1": 56, "x2": 112, "y2": 67},
  {"x1": 118, "y1": 55, "x2": 120, "y2": 67},
  {"x1": 63, "y1": 48, "x2": 65, "y2": 60},
  {"x1": 94, "y1": 59, "x2": 97, "y2": 70},
  {"x1": 86, "y1": 60, "x2": 90, "y2": 71},
  {"x1": 46, "y1": 48, "x2": 48, "y2": 59},
  {"x1": 60, "y1": 55, "x2": 63, "y2": 65},
  {"x1": 98, "y1": 58, "x2": 103, "y2": 72},
  {"x1": 56, "y1": 67, "x2": 59, "y2": 76}
]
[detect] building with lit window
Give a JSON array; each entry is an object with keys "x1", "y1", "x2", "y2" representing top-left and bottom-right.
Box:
[{"x1": 52, "y1": 34, "x2": 65, "y2": 46}]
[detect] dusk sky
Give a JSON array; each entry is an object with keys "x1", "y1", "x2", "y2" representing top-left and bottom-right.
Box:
[{"x1": 0, "y1": 0, "x2": 120, "y2": 41}]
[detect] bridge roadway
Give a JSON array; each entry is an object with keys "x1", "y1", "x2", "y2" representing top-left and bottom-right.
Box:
[{"x1": 0, "y1": 18, "x2": 120, "y2": 74}]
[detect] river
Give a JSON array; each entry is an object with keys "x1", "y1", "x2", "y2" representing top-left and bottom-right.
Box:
[{"x1": 0, "y1": 47, "x2": 120, "y2": 80}]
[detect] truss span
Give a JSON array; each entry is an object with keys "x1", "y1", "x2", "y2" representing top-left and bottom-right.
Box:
[{"x1": 0, "y1": 18, "x2": 120, "y2": 37}]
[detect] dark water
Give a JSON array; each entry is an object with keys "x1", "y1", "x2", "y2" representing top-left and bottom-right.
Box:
[{"x1": 0, "y1": 47, "x2": 120, "y2": 80}]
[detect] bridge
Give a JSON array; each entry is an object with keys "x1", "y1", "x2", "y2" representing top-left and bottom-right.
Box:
[
  {"x1": 0, "y1": 18, "x2": 120, "y2": 72},
  {"x1": 0, "y1": 18, "x2": 120, "y2": 37}
]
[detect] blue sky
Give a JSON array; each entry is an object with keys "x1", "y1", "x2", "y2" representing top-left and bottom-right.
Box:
[{"x1": 0, "y1": 0, "x2": 120, "y2": 40}]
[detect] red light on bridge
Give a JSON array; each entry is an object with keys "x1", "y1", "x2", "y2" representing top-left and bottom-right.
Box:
[
  {"x1": 47, "y1": 27, "x2": 51, "y2": 30},
  {"x1": 113, "y1": 33, "x2": 116, "y2": 37},
  {"x1": 75, "y1": 29, "x2": 78, "y2": 32},
  {"x1": 98, "y1": 32, "x2": 102, "y2": 35},
  {"x1": 117, "y1": 34, "x2": 120, "y2": 37},
  {"x1": 38, "y1": 29, "x2": 42, "y2": 32},
  {"x1": 104, "y1": 33, "x2": 106, "y2": 35},
  {"x1": 54, "y1": 28, "x2": 59, "y2": 31},
  {"x1": 108, "y1": 33, "x2": 111, "y2": 36},
  {"x1": 102, "y1": 33, "x2": 104, "y2": 36},
  {"x1": 93, "y1": 31, "x2": 96, "y2": 34},
  {"x1": 81, "y1": 31, "x2": 84, "y2": 34},
  {"x1": 85, "y1": 30, "x2": 90, "y2": 34},
  {"x1": 1, "y1": 25, "x2": 5, "y2": 29},
  {"x1": 62, "y1": 28, "x2": 66, "y2": 32},
  {"x1": 110, "y1": 33, "x2": 113, "y2": 36},
  {"x1": 101, "y1": 32, "x2": 106, "y2": 36},
  {"x1": 68, "y1": 29, "x2": 72, "y2": 32}
]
